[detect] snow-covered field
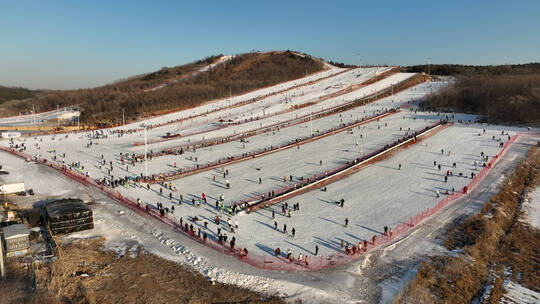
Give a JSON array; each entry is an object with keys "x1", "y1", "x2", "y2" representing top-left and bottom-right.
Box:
[
  {"x1": 1, "y1": 66, "x2": 538, "y2": 303},
  {"x1": 0, "y1": 72, "x2": 525, "y2": 258},
  {"x1": 0, "y1": 107, "x2": 80, "y2": 126},
  {"x1": 500, "y1": 281, "x2": 540, "y2": 304}
]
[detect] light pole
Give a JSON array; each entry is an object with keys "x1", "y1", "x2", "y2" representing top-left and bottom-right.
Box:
[
  {"x1": 56, "y1": 105, "x2": 59, "y2": 127},
  {"x1": 310, "y1": 111, "x2": 313, "y2": 136},
  {"x1": 427, "y1": 57, "x2": 431, "y2": 77},
  {"x1": 32, "y1": 104, "x2": 35, "y2": 127},
  {"x1": 122, "y1": 108, "x2": 125, "y2": 126},
  {"x1": 77, "y1": 107, "x2": 80, "y2": 131},
  {"x1": 144, "y1": 125, "x2": 148, "y2": 177},
  {"x1": 228, "y1": 87, "x2": 231, "y2": 118},
  {"x1": 356, "y1": 53, "x2": 361, "y2": 68}
]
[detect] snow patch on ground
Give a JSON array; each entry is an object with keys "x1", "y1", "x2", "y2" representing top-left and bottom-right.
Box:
[
  {"x1": 500, "y1": 281, "x2": 540, "y2": 304},
  {"x1": 523, "y1": 186, "x2": 540, "y2": 230}
]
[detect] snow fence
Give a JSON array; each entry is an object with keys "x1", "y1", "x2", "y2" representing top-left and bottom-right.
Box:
[
  {"x1": 132, "y1": 68, "x2": 353, "y2": 145},
  {"x1": 237, "y1": 119, "x2": 450, "y2": 213},
  {"x1": 143, "y1": 109, "x2": 398, "y2": 183}
]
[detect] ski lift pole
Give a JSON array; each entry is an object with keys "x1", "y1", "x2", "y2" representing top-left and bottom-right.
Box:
[{"x1": 144, "y1": 126, "x2": 148, "y2": 178}]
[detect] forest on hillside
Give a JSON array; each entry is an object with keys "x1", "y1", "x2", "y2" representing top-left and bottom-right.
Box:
[
  {"x1": 0, "y1": 86, "x2": 39, "y2": 103},
  {"x1": 3, "y1": 51, "x2": 324, "y2": 125},
  {"x1": 407, "y1": 64, "x2": 540, "y2": 125}
]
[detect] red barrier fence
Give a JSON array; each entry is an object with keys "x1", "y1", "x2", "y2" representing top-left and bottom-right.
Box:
[
  {"x1": 235, "y1": 120, "x2": 450, "y2": 212},
  {"x1": 131, "y1": 68, "x2": 354, "y2": 145},
  {"x1": 131, "y1": 68, "x2": 411, "y2": 153},
  {"x1": 0, "y1": 132, "x2": 520, "y2": 271},
  {"x1": 144, "y1": 109, "x2": 399, "y2": 183}
]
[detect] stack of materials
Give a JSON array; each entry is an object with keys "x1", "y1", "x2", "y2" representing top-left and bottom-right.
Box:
[{"x1": 45, "y1": 199, "x2": 93, "y2": 235}]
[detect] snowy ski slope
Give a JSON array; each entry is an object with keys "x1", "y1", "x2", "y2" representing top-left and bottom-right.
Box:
[{"x1": 1, "y1": 68, "x2": 533, "y2": 259}]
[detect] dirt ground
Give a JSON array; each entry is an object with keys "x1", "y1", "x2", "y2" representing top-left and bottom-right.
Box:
[{"x1": 0, "y1": 238, "x2": 284, "y2": 304}]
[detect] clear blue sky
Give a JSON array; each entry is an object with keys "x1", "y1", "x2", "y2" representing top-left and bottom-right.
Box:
[{"x1": 1, "y1": 0, "x2": 539, "y2": 90}]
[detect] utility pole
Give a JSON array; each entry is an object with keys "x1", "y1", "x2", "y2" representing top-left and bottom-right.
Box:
[
  {"x1": 77, "y1": 107, "x2": 80, "y2": 131},
  {"x1": 228, "y1": 87, "x2": 232, "y2": 118},
  {"x1": 144, "y1": 125, "x2": 148, "y2": 177},
  {"x1": 310, "y1": 111, "x2": 313, "y2": 136},
  {"x1": 0, "y1": 220, "x2": 5, "y2": 278},
  {"x1": 375, "y1": 66, "x2": 379, "y2": 99},
  {"x1": 427, "y1": 57, "x2": 431, "y2": 77},
  {"x1": 122, "y1": 108, "x2": 125, "y2": 126},
  {"x1": 32, "y1": 104, "x2": 35, "y2": 127},
  {"x1": 56, "y1": 105, "x2": 59, "y2": 127}
]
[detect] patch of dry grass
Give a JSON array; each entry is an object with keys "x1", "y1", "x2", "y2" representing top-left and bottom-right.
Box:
[{"x1": 2, "y1": 238, "x2": 283, "y2": 304}]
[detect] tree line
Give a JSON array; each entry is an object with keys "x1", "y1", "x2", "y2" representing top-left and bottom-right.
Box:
[
  {"x1": 5, "y1": 51, "x2": 324, "y2": 125},
  {"x1": 0, "y1": 86, "x2": 39, "y2": 104},
  {"x1": 408, "y1": 63, "x2": 540, "y2": 125}
]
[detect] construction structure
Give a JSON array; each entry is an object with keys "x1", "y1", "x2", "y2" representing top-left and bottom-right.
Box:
[{"x1": 45, "y1": 199, "x2": 93, "y2": 235}]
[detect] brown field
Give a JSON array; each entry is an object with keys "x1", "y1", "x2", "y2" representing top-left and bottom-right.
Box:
[{"x1": 0, "y1": 238, "x2": 283, "y2": 304}]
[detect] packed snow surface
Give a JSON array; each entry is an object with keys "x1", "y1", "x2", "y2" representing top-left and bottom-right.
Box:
[
  {"x1": 0, "y1": 107, "x2": 80, "y2": 126},
  {"x1": 523, "y1": 186, "x2": 540, "y2": 230},
  {"x1": 500, "y1": 281, "x2": 540, "y2": 304},
  {"x1": 3, "y1": 77, "x2": 517, "y2": 257}
]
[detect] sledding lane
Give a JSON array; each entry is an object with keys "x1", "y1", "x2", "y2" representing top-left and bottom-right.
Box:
[{"x1": 237, "y1": 124, "x2": 517, "y2": 256}]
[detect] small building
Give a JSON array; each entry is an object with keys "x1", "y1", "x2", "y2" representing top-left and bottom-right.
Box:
[
  {"x1": 2, "y1": 224, "x2": 30, "y2": 257},
  {"x1": 45, "y1": 199, "x2": 93, "y2": 235}
]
